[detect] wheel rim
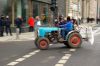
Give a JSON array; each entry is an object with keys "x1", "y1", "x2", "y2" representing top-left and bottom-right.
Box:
[
  {"x1": 70, "y1": 34, "x2": 81, "y2": 46},
  {"x1": 39, "y1": 40, "x2": 48, "y2": 49}
]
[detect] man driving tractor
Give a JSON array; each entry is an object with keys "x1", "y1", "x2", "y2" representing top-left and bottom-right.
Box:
[{"x1": 59, "y1": 16, "x2": 74, "y2": 40}]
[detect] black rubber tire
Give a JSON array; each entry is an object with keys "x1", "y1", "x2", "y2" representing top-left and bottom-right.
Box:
[
  {"x1": 37, "y1": 37, "x2": 50, "y2": 50},
  {"x1": 64, "y1": 41, "x2": 71, "y2": 48},
  {"x1": 67, "y1": 32, "x2": 82, "y2": 48}
]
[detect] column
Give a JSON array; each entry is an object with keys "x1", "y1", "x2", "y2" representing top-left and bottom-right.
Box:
[
  {"x1": 81, "y1": 0, "x2": 84, "y2": 23},
  {"x1": 16, "y1": 0, "x2": 22, "y2": 17},
  {"x1": 28, "y1": 0, "x2": 33, "y2": 17},
  {"x1": 11, "y1": 0, "x2": 15, "y2": 27}
]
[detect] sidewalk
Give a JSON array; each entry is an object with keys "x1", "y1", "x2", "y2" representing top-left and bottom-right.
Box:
[
  {"x1": 0, "y1": 23, "x2": 97, "y2": 42},
  {"x1": 0, "y1": 32, "x2": 35, "y2": 42}
]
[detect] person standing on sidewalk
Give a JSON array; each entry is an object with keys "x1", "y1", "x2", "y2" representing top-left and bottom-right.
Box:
[
  {"x1": 28, "y1": 16, "x2": 35, "y2": 32},
  {"x1": 0, "y1": 15, "x2": 5, "y2": 37},
  {"x1": 15, "y1": 16, "x2": 23, "y2": 34},
  {"x1": 5, "y1": 16, "x2": 12, "y2": 36}
]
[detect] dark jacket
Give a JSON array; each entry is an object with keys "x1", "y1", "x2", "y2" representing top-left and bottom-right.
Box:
[
  {"x1": 59, "y1": 21, "x2": 66, "y2": 25},
  {"x1": 5, "y1": 18, "x2": 11, "y2": 27},
  {"x1": 15, "y1": 18, "x2": 22, "y2": 28},
  {"x1": 0, "y1": 18, "x2": 5, "y2": 27}
]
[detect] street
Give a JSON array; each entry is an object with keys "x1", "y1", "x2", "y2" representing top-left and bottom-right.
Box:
[
  {"x1": 0, "y1": 0, "x2": 100, "y2": 66},
  {"x1": 0, "y1": 26, "x2": 100, "y2": 66}
]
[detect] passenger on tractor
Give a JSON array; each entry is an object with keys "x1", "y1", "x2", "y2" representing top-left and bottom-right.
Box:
[
  {"x1": 72, "y1": 19, "x2": 78, "y2": 30},
  {"x1": 59, "y1": 16, "x2": 74, "y2": 40}
]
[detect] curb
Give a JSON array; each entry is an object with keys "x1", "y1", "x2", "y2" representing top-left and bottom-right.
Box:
[
  {"x1": 0, "y1": 32, "x2": 35, "y2": 42},
  {"x1": 0, "y1": 37, "x2": 35, "y2": 42}
]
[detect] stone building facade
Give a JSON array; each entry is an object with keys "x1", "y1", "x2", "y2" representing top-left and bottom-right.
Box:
[
  {"x1": 82, "y1": 0, "x2": 97, "y2": 22},
  {"x1": 8, "y1": 0, "x2": 67, "y2": 26},
  {"x1": 66, "y1": 0, "x2": 82, "y2": 19},
  {"x1": 0, "y1": 0, "x2": 8, "y2": 15},
  {"x1": 7, "y1": 0, "x2": 98, "y2": 26}
]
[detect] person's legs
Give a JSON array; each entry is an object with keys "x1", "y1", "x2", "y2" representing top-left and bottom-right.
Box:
[
  {"x1": 5, "y1": 26, "x2": 8, "y2": 36},
  {"x1": 1, "y1": 27, "x2": 4, "y2": 36},
  {"x1": 29, "y1": 26, "x2": 33, "y2": 32},
  {"x1": 61, "y1": 29, "x2": 66, "y2": 39},
  {"x1": 31, "y1": 26, "x2": 33, "y2": 32},
  {"x1": 19, "y1": 26, "x2": 21, "y2": 34},
  {"x1": 0, "y1": 27, "x2": 1, "y2": 36},
  {"x1": 30, "y1": 26, "x2": 33, "y2": 32},
  {"x1": 8, "y1": 26, "x2": 12, "y2": 36},
  {"x1": 65, "y1": 30, "x2": 71, "y2": 39},
  {"x1": 29, "y1": 26, "x2": 31, "y2": 32}
]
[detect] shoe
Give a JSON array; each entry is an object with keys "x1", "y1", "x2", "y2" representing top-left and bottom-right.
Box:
[
  {"x1": 0, "y1": 35, "x2": 3, "y2": 37},
  {"x1": 10, "y1": 34, "x2": 13, "y2": 36}
]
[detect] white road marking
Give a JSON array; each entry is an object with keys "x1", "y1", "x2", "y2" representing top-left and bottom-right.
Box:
[
  {"x1": 50, "y1": 44, "x2": 53, "y2": 46},
  {"x1": 7, "y1": 44, "x2": 76, "y2": 66},
  {"x1": 6, "y1": 44, "x2": 54, "y2": 66},
  {"x1": 7, "y1": 50, "x2": 40, "y2": 66},
  {"x1": 34, "y1": 50, "x2": 40, "y2": 53},
  {"x1": 15, "y1": 58, "x2": 26, "y2": 62},
  {"x1": 58, "y1": 60, "x2": 67, "y2": 64},
  {"x1": 29, "y1": 52, "x2": 36, "y2": 55},
  {"x1": 55, "y1": 64, "x2": 64, "y2": 66},
  {"x1": 7, "y1": 62, "x2": 19, "y2": 66},
  {"x1": 55, "y1": 54, "x2": 71, "y2": 66},
  {"x1": 69, "y1": 49, "x2": 76, "y2": 52},
  {"x1": 65, "y1": 54, "x2": 71, "y2": 57},
  {"x1": 62, "y1": 56, "x2": 70, "y2": 60},
  {"x1": 55, "y1": 50, "x2": 73, "y2": 66},
  {"x1": 23, "y1": 55, "x2": 32, "y2": 58}
]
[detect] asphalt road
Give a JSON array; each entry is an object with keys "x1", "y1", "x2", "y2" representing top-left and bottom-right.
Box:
[{"x1": 0, "y1": 27, "x2": 100, "y2": 66}]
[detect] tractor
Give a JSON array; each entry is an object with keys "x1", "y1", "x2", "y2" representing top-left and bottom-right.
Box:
[{"x1": 35, "y1": 27, "x2": 82, "y2": 50}]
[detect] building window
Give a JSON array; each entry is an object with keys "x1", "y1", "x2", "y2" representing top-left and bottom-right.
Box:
[
  {"x1": 33, "y1": 1, "x2": 39, "y2": 18},
  {"x1": 68, "y1": 0, "x2": 81, "y2": 19},
  {"x1": 32, "y1": 1, "x2": 50, "y2": 25}
]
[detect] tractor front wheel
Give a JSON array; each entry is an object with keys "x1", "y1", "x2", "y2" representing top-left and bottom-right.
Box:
[{"x1": 37, "y1": 38, "x2": 50, "y2": 50}]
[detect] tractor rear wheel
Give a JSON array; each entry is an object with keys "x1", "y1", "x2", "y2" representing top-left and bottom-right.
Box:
[{"x1": 67, "y1": 32, "x2": 82, "y2": 48}]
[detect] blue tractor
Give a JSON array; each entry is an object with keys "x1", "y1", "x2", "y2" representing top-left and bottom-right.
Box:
[{"x1": 35, "y1": 27, "x2": 82, "y2": 50}]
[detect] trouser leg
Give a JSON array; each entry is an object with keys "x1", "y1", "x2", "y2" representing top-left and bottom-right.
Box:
[
  {"x1": 19, "y1": 27, "x2": 21, "y2": 34},
  {"x1": 5, "y1": 27, "x2": 8, "y2": 35},
  {"x1": 1, "y1": 27, "x2": 4, "y2": 36},
  {"x1": 62, "y1": 30, "x2": 65, "y2": 39},
  {"x1": 8, "y1": 26, "x2": 12, "y2": 35}
]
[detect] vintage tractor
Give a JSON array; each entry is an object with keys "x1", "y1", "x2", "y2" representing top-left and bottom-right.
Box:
[{"x1": 35, "y1": 27, "x2": 82, "y2": 50}]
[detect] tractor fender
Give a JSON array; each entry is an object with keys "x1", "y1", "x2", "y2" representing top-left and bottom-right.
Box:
[{"x1": 66, "y1": 30, "x2": 79, "y2": 41}]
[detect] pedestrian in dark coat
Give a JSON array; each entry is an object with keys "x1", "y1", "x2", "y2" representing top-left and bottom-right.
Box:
[
  {"x1": 5, "y1": 16, "x2": 12, "y2": 36},
  {"x1": 15, "y1": 16, "x2": 23, "y2": 34},
  {"x1": 0, "y1": 15, "x2": 5, "y2": 37}
]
